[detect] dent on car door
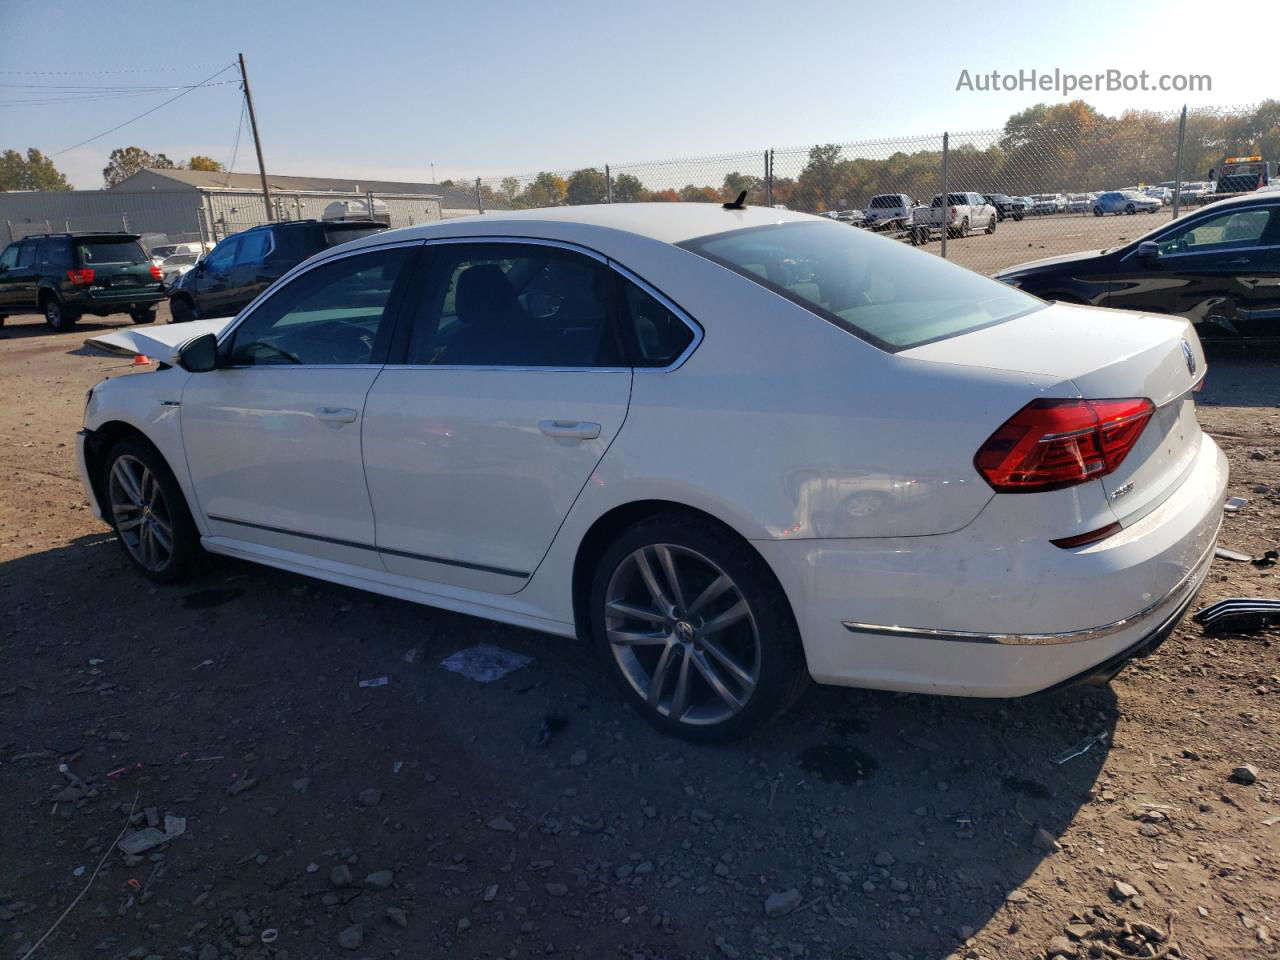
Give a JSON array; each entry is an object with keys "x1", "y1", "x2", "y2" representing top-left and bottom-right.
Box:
[
  {"x1": 361, "y1": 241, "x2": 638, "y2": 595},
  {"x1": 181, "y1": 244, "x2": 418, "y2": 569},
  {"x1": 1107, "y1": 206, "x2": 1276, "y2": 336}
]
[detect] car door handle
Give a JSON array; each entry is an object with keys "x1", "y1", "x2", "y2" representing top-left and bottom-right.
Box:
[
  {"x1": 1225, "y1": 257, "x2": 1252, "y2": 265},
  {"x1": 538, "y1": 419, "x2": 601, "y2": 440},
  {"x1": 316, "y1": 406, "x2": 359, "y2": 423}
]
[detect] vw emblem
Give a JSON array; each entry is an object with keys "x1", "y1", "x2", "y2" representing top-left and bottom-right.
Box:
[
  {"x1": 1181, "y1": 340, "x2": 1197, "y2": 376},
  {"x1": 675, "y1": 620, "x2": 696, "y2": 643}
]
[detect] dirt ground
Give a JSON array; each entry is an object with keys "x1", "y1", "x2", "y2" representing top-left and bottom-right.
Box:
[{"x1": 1, "y1": 305, "x2": 1277, "y2": 960}]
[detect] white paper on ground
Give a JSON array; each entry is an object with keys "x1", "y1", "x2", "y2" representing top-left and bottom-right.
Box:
[{"x1": 440, "y1": 643, "x2": 533, "y2": 684}]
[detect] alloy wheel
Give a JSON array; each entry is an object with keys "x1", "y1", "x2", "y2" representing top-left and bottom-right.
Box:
[
  {"x1": 107, "y1": 454, "x2": 175, "y2": 572},
  {"x1": 604, "y1": 543, "x2": 761, "y2": 727}
]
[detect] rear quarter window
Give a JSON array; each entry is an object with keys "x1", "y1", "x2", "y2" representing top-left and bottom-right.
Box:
[{"x1": 679, "y1": 220, "x2": 1043, "y2": 352}]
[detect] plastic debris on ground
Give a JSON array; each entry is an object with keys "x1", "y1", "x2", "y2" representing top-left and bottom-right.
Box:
[
  {"x1": 1216, "y1": 546, "x2": 1253, "y2": 562},
  {"x1": 1194, "y1": 597, "x2": 1280, "y2": 633},
  {"x1": 440, "y1": 643, "x2": 533, "y2": 684},
  {"x1": 357, "y1": 676, "x2": 389, "y2": 688},
  {"x1": 1053, "y1": 731, "x2": 1109, "y2": 765},
  {"x1": 531, "y1": 714, "x2": 567, "y2": 748},
  {"x1": 1224, "y1": 497, "x2": 1248, "y2": 513}
]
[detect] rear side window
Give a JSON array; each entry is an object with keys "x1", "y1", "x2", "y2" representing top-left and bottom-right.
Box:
[
  {"x1": 680, "y1": 220, "x2": 1043, "y2": 352},
  {"x1": 77, "y1": 239, "x2": 146, "y2": 264},
  {"x1": 16, "y1": 241, "x2": 37, "y2": 267},
  {"x1": 406, "y1": 243, "x2": 621, "y2": 368}
]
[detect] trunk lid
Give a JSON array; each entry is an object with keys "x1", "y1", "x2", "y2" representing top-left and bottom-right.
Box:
[
  {"x1": 75, "y1": 237, "x2": 159, "y2": 290},
  {"x1": 902, "y1": 302, "x2": 1206, "y2": 525}
]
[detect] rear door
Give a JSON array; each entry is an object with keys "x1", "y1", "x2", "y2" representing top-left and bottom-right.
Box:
[
  {"x1": 7, "y1": 239, "x2": 39, "y2": 310},
  {"x1": 361, "y1": 239, "x2": 633, "y2": 594},
  {"x1": 1105, "y1": 204, "x2": 1276, "y2": 338}
]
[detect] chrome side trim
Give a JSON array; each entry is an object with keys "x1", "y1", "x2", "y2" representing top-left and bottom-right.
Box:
[{"x1": 842, "y1": 530, "x2": 1218, "y2": 646}]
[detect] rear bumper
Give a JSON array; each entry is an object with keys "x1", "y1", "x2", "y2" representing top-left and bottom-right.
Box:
[
  {"x1": 76, "y1": 288, "x2": 165, "y2": 309},
  {"x1": 756, "y1": 432, "x2": 1227, "y2": 697}
]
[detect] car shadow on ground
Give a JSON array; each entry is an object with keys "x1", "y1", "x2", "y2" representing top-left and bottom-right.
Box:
[
  {"x1": 2, "y1": 531, "x2": 1118, "y2": 957},
  {"x1": 1199, "y1": 341, "x2": 1280, "y2": 408},
  {"x1": 0, "y1": 315, "x2": 143, "y2": 340}
]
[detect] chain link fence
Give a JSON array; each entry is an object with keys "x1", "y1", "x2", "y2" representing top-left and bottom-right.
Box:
[{"x1": 478, "y1": 101, "x2": 1277, "y2": 276}]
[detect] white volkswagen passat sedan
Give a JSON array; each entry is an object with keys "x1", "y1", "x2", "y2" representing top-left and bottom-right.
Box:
[{"x1": 77, "y1": 204, "x2": 1226, "y2": 740}]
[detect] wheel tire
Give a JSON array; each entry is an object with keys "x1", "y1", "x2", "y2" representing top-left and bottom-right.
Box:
[
  {"x1": 1125, "y1": 204, "x2": 1136, "y2": 215},
  {"x1": 959, "y1": 217, "x2": 970, "y2": 238},
  {"x1": 169, "y1": 298, "x2": 196, "y2": 324},
  {"x1": 985, "y1": 213, "x2": 997, "y2": 234},
  {"x1": 102, "y1": 438, "x2": 202, "y2": 584},
  {"x1": 1093, "y1": 207, "x2": 1103, "y2": 217},
  {"x1": 130, "y1": 307, "x2": 156, "y2": 325},
  {"x1": 43, "y1": 295, "x2": 78, "y2": 331},
  {"x1": 589, "y1": 515, "x2": 807, "y2": 742}
]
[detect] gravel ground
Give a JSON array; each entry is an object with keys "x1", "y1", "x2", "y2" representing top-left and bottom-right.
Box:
[{"x1": 1, "y1": 307, "x2": 1277, "y2": 960}]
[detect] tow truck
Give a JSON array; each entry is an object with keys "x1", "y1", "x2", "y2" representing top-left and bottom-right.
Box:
[{"x1": 1198, "y1": 155, "x2": 1273, "y2": 204}]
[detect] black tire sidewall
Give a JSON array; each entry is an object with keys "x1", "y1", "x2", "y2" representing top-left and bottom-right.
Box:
[
  {"x1": 44, "y1": 296, "x2": 77, "y2": 330},
  {"x1": 102, "y1": 438, "x2": 200, "y2": 583},
  {"x1": 169, "y1": 299, "x2": 195, "y2": 324},
  {"x1": 588, "y1": 516, "x2": 805, "y2": 742},
  {"x1": 131, "y1": 308, "x2": 156, "y2": 325}
]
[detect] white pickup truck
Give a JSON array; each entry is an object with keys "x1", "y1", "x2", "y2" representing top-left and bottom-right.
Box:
[{"x1": 911, "y1": 192, "x2": 997, "y2": 239}]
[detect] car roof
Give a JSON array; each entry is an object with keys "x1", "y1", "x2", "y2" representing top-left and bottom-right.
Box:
[
  {"x1": 350, "y1": 203, "x2": 819, "y2": 248},
  {"x1": 16, "y1": 232, "x2": 140, "y2": 241}
]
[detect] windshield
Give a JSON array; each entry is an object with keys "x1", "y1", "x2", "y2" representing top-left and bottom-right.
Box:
[
  {"x1": 165, "y1": 254, "x2": 197, "y2": 265},
  {"x1": 679, "y1": 220, "x2": 1043, "y2": 352},
  {"x1": 869, "y1": 196, "x2": 901, "y2": 208}
]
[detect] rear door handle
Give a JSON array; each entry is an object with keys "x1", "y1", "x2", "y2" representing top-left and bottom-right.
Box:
[
  {"x1": 1225, "y1": 257, "x2": 1252, "y2": 265},
  {"x1": 538, "y1": 419, "x2": 601, "y2": 440},
  {"x1": 316, "y1": 406, "x2": 358, "y2": 423}
]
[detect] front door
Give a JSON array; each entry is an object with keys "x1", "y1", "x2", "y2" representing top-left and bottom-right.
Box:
[
  {"x1": 0, "y1": 243, "x2": 21, "y2": 310},
  {"x1": 362, "y1": 241, "x2": 633, "y2": 594},
  {"x1": 1106, "y1": 204, "x2": 1277, "y2": 339},
  {"x1": 192, "y1": 235, "x2": 242, "y2": 318},
  {"x1": 182, "y1": 244, "x2": 417, "y2": 570}
]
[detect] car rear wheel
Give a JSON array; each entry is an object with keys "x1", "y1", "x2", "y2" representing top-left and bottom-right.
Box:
[
  {"x1": 590, "y1": 516, "x2": 806, "y2": 741},
  {"x1": 43, "y1": 295, "x2": 78, "y2": 331},
  {"x1": 103, "y1": 440, "x2": 201, "y2": 583},
  {"x1": 130, "y1": 307, "x2": 156, "y2": 325},
  {"x1": 169, "y1": 298, "x2": 196, "y2": 324}
]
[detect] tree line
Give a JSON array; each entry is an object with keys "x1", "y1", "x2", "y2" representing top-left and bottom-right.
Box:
[{"x1": 452, "y1": 100, "x2": 1280, "y2": 211}]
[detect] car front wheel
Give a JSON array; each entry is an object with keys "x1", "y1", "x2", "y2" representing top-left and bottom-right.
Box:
[
  {"x1": 103, "y1": 440, "x2": 201, "y2": 583},
  {"x1": 985, "y1": 213, "x2": 997, "y2": 234},
  {"x1": 591, "y1": 517, "x2": 806, "y2": 741},
  {"x1": 130, "y1": 307, "x2": 156, "y2": 325},
  {"x1": 169, "y1": 298, "x2": 196, "y2": 324},
  {"x1": 1094, "y1": 207, "x2": 1104, "y2": 217}
]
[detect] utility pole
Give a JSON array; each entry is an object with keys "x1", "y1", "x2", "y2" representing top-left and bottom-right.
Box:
[
  {"x1": 238, "y1": 53, "x2": 273, "y2": 222},
  {"x1": 1171, "y1": 104, "x2": 1188, "y2": 219}
]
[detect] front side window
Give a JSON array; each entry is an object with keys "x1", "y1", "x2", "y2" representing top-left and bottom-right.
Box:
[
  {"x1": 205, "y1": 237, "x2": 241, "y2": 273},
  {"x1": 236, "y1": 230, "x2": 270, "y2": 265},
  {"x1": 1156, "y1": 207, "x2": 1275, "y2": 255},
  {"x1": 229, "y1": 247, "x2": 411, "y2": 366},
  {"x1": 680, "y1": 220, "x2": 1042, "y2": 351},
  {"x1": 0, "y1": 244, "x2": 18, "y2": 270},
  {"x1": 407, "y1": 243, "x2": 621, "y2": 367}
]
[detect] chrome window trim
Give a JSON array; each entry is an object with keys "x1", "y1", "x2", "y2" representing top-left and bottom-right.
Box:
[
  {"x1": 608, "y1": 258, "x2": 704, "y2": 373},
  {"x1": 842, "y1": 528, "x2": 1218, "y2": 646},
  {"x1": 1119, "y1": 202, "x2": 1279, "y2": 263}
]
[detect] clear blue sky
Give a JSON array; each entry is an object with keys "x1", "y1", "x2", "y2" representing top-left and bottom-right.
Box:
[{"x1": 0, "y1": 0, "x2": 1261, "y2": 190}]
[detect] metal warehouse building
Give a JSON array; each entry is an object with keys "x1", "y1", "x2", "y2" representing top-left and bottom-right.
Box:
[{"x1": 1, "y1": 169, "x2": 506, "y2": 247}]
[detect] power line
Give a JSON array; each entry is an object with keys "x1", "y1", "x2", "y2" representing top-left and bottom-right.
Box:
[
  {"x1": 0, "y1": 85, "x2": 242, "y2": 108},
  {"x1": 50, "y1": 63, "x2": 238, "y2": 157},
  {"x1": 0, "y1": 80, "x2": 241, "y2": 91},
  {"x1": 223, "y1": 94, "x2": 248, "y2": 185},
  {"x1": 0, "y1": 65, "x2": 226, "y2": 76}
]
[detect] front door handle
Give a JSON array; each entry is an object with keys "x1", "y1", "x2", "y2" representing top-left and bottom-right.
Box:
[
  {"x1": 316, "y1": 406, "x2": 358, "y2": 423},
  {"x1": 538, "y1": 419, "x2": 601, "y2": 440},
  {"x1": 1225, "y1": 257, "x2": 1251, "y2": 265}
]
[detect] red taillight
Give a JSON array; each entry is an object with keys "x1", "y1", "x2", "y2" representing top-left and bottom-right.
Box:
[
  {"x1": 975, "y1": 398, "x2": 1155, "y2": 493},
  {"x1": 66, "y1": 268, "x2": 94, "y2": 285},
  {"x1": 149, "y1": 264, "x2": 163, "y2": 282},
  {"x1": 949, "y1": 205, "x2": 957, "y2": 220}
]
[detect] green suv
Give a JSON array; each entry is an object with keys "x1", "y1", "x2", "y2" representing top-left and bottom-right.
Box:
[{"x1": 0, "y1": 232, "x2": 166, "y2": 330}]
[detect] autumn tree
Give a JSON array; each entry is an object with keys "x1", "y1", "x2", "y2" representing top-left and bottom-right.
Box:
[
  {"x1": 611, "y1": 173, "x2": 646, "y2": 203},
  {"x1": 102, "y1": 147, "x2": 176, "y2": 187},
  {"x1": 721, "y1": 171, "x2": 763, "y2": 203},
  {"x1": 678, "y1": 184, "x2": 719, "y2": 203},
  {"x1": 0, "y1": 148, "x2": 72, "y2": 191},
  {"x1": 565, "y1": 167, "x2": 608, "y2": 205},
  {"x1": 648, "y1": 188, "x2": 680, "y2": 202},
  {"x1": 186, "y1": 155, "x2": 224, "y2": 172},
  {"x1": 519, "y1": 172, "x2": 567, "y2": 208}
]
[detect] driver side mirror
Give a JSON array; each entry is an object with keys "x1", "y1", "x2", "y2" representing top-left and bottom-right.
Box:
[
  {"x1": 177, "y1": 333, "x2": 219, "y2": 373},
  {"x1": 1137, "y1": 241, "x2": 1161, "y2": 260}
]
